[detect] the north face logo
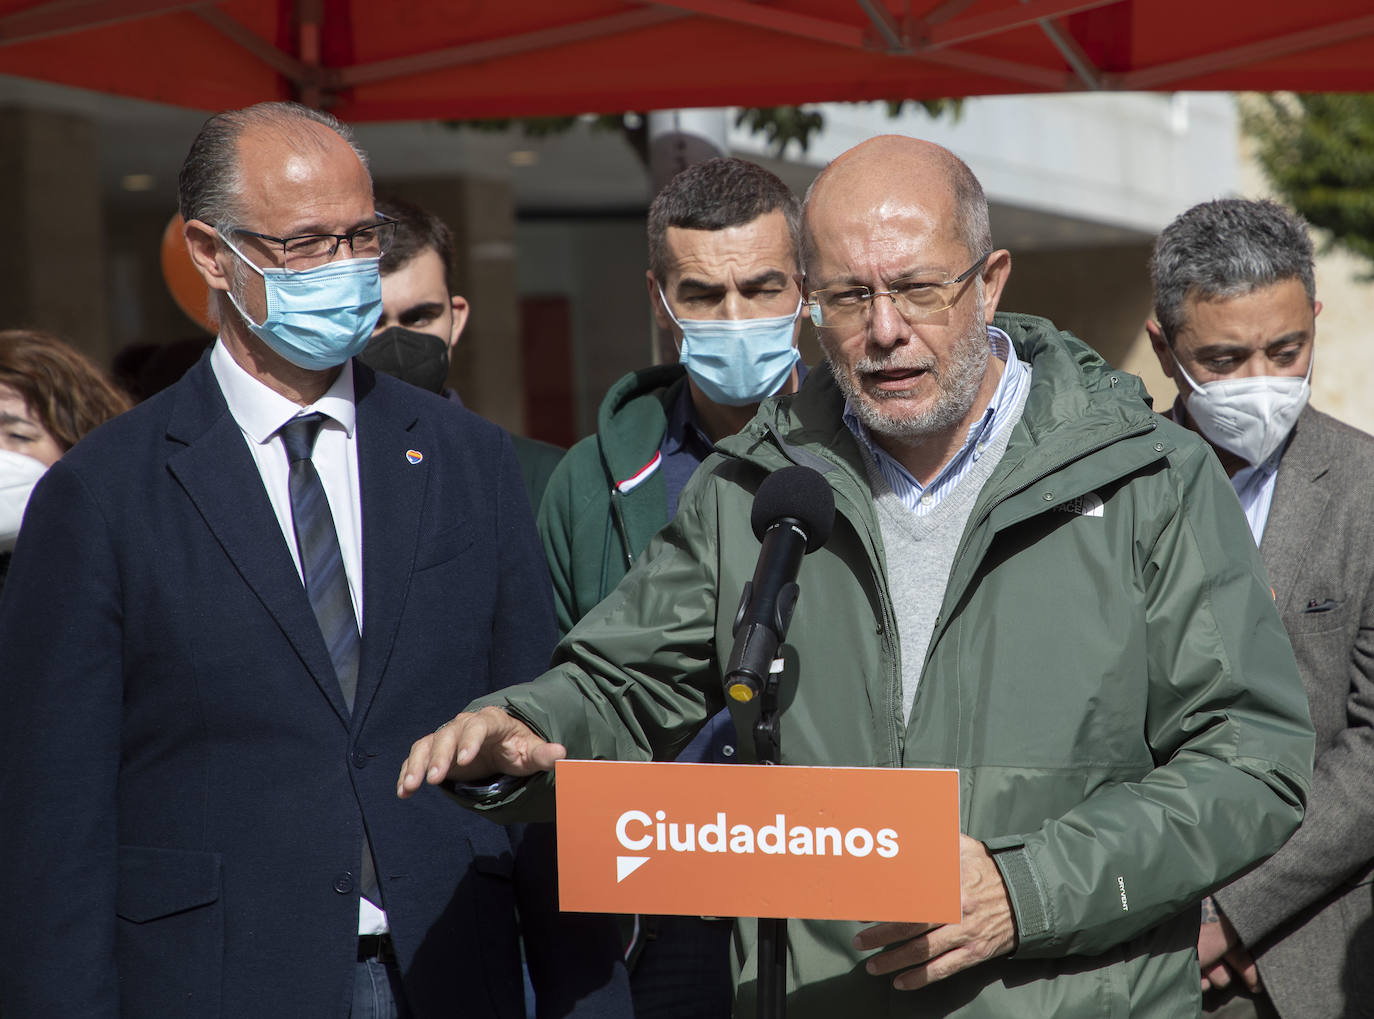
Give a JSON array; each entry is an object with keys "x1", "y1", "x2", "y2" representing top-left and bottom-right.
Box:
[{"x1": 1056, "y1": 492, "x2": 1103, "y2": 517}]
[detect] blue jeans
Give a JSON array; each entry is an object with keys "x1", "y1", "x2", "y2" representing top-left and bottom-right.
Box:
[{"x1": 351, "y1": 958, "x2": 411, "y2": 1019}]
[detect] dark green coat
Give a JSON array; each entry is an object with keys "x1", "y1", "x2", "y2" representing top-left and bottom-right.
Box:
[
  {"x1": 536, "y1": 364, "x2": 686, "y2": 636},
  {"x1": 479, "y1": 314, "x2": 1314, "y2": 1017}
]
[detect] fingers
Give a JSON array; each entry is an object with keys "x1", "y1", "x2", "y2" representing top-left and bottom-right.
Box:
[
  {"x1": 1224, "y1": 947, "x2": 1261, "y2": 993},
  {"x1": 396, "y1": 709, "x2": 498, "y2": 798},
  {"x1": 396, "y1": 727, "x2": 451, "y2": 798},
  {"x1": 862, "y1": 927, "x2": 939, "y2": 975},
  {"x1": 529, "y1": 739, "x2": 569, "y2": 771},
  {"x1": 854, "y1": 837, "x2": 1015, "y2": 991},
  {"x1": 1205, "y1": 961, "x2": 1233, "y2": 991},
  {"x1": 858, "y1": 923, "x2": 996, "y2": 991},
  {"x1": 854, "y1": 922, "x2": 935, "y2": 952},
  {"x1": 395, "y1": 707, "x2": 566, "y2": 799}
]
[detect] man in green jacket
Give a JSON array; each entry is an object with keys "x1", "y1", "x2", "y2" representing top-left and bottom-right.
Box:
[
  {"x1": 536, "y1": 157, "x2": 805, "y2": 1017},
  {"x1": 538, "y1": 156, "x2": 803, "y2": 636},
  {"x1": 401, "y1": 136, "x2": 1314, "y2": 1018}
]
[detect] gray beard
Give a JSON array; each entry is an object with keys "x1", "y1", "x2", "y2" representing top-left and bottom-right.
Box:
[{"x1": 831, "y1": 325, "x2": 989, "y2": 441}]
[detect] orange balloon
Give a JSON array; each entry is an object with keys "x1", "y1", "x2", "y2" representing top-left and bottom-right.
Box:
[{"x1": 160, "y1": 214, "x2": 214, "y2": 334}]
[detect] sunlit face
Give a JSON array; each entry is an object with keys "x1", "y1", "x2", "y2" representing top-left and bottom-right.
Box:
[
  {"x1": 376, "y1": 249, "x2": 468, "y2": 351},
  {"x1": 209, "y1": 123, "x2": 379, "y2": 328},
  {"x1": 0, "y1": 383, "x2": 62, "y2": 467},
  {"x1": 648, "y1": 209, "x2": 803, "y2": 342},
  {"x1": 1149, "y1": 278, "x2": 1319, "y2": 394},
  {"x1": 805, "y1": 189, "x2": 1003, "y2": 443}
]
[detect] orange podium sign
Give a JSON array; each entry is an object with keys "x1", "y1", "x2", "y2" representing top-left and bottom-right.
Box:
[{"x1": 554, "y1": 760, "x2": 961, "y2": 923}]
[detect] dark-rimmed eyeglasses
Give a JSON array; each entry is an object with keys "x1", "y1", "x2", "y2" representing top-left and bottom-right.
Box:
[{"x1": 222, "y1": 216, "x2": 398, "y2": 271}]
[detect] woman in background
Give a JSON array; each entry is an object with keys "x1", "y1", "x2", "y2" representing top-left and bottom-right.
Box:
[{"x1": 0, "y1": 329, "x2": 131, "y2": 591}]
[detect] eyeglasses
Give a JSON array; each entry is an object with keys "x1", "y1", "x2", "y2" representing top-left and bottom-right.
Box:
[
  {"x1": 807, "y1": 251, "x2": 992, "y2": 329},
  {"x1": 222, "y1": 215, "x2": 398, "y2": 271}
]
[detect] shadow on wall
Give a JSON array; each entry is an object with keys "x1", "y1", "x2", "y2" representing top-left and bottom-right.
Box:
[{"x1": 998, "y1": 243, "x2": 1167, "y2": 408}]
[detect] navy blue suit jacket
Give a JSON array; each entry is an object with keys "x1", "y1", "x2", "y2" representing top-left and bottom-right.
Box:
[{"x1": 0, "y1": 357, "x2": 628, "y2": 1018}]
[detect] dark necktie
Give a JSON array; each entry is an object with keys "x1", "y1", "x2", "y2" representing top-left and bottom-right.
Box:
[
  {"x1": 279, "y1": 413, "x2": 360, "y2": 711},
  {"x1": 279, "y1": 413, "x2": 380, "y2": 907}
]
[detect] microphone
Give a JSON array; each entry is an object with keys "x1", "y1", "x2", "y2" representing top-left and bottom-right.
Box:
[{"x1": 723, "y1": 465, "x2": 836, "y2": 704}]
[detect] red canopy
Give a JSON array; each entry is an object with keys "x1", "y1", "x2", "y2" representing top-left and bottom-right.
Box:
[{"x1": 2, "y1": 0, "x2": 1372, "y2": 120}]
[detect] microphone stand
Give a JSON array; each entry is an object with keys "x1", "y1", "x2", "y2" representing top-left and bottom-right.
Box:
[
  {"x1": 725, "y1": 467, "x2": 836, "y2": 1019},
  {"x1": 753, "y1": 655, "x2": 786, "y2": 1019}
]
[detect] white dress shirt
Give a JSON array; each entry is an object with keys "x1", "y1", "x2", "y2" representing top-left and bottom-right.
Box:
[{"x1": 209, "y1": 339, "x2": 385, "y2": 935}]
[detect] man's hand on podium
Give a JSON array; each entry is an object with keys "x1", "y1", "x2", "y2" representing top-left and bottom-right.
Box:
[
  {"x1": 853, "y1": 834, "x2": 1016, "y2": 990},
  {"x1": 396, "y1": 706, "x2": 567, "y2": 799}
]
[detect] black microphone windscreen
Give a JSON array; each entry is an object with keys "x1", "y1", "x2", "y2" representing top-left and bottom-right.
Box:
[{"x1": 749, "y1": 465, "x2": 836, "y2": 552}]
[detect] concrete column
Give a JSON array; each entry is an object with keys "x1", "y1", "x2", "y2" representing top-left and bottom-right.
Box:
[
  {"x1": 375, "y1": 174, "x2": 523, "y2": 434},
  {"x1": 0, "y1": 106, "x2": 108, "y2": 362},
  {"x1": 999, "y1": 244, "x2": 1168, "y2": 403}
]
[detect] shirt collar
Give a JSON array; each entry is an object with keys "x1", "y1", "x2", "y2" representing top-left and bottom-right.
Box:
[
  {"x1": 662, "y1": 377, "x2": 715, "y2": 460},
  {"x1": 664, "y1": 364, "x2": 811, "y2": 458},
  {"x1": 210, "y1": 339, "x2": 356, "y2": 444},
  {"x1": 842, "y1": 325, "x2": 1018, "y2": 467}
]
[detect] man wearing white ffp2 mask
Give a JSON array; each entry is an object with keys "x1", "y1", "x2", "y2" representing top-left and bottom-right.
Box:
[
  {"x1": 1147, "y1": 200, "x2": 1321, "y2": 521},
  {"x1": 1147, "y1": 197, "x2": 1374, "y2": 1019}
]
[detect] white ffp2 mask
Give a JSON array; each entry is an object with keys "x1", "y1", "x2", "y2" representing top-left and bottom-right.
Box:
[{"x1": 1174, "y1": 353, "x2": 1311, "y2": 466}]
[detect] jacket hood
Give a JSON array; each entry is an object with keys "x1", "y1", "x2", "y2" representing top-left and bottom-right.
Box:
[
  {"x1": 724, "y1": 312, "x2": 1161, "y2": 477},
  {"x1": 593, "y1": 363, "x2": 686, "y2": 487}
]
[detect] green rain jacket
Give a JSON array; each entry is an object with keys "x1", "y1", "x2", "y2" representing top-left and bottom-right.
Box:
[
  {"x1": 537, "y1": 363, "x2": 686, "y2": 636},
  {"x1": 474, "y1": 313, "x2": 1314, "y2": 1018}
]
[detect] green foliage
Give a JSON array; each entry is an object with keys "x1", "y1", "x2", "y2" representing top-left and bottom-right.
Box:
[
  {"x1": 733, "y1": 106, "x2": 825, "y2": 156},
  {"x1": 736, "y1": 99, "x2": 962, "y2": 157},
  {"x1": 1244, "y1": 94, "x2": 1374, "y2": 269}
]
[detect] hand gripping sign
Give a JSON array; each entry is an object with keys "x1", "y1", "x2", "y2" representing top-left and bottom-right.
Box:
[{"x1": 555, "y1": 760, "x2": 961, "y2": 923}]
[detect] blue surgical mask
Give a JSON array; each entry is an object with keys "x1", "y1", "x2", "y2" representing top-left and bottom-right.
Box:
[
  {"x1": 221, "y1": 233, "x2": 383, "y2": 371},
  {"x1": 659, "y1": 287, "x2": 802, "y2": 406}
]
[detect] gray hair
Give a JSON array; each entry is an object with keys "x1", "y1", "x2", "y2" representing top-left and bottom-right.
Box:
[
  {"x1": 177, "y1": 101, "x2": 370, "y2": 232},
  {"x1": 1151, "y1": 198, "x2": 1315, "y2": 342},
  {"x1": 950, "y1": 156, "x2": 991, "y2": 263},
  {"x1": 648, "y1": 158, "x2": 801, "y2": 280}
]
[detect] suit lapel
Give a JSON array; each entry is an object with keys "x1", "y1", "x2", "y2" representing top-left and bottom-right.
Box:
[
  {"x1": 1261, "y1": 407, "x2": 1332, "y2": 614},
  {"x1": 165, "y1": 358, "x2": 353, "y2": 725},
  {"x1": 352, "y1": 368, "x2": 429, "y2": 726}
]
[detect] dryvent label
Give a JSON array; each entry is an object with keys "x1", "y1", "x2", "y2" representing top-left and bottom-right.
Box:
[{"x1": 554, "y1": 760, "x2": 960, "y2": 922}]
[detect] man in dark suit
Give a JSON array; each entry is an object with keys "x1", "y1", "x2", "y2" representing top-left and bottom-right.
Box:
[
  {"x1": 1148, "y1": 197, "x2": 1374, "y2": 1019},
  {"x1": 0, "y1": 102, "x2": 628, "y2": 1018}
]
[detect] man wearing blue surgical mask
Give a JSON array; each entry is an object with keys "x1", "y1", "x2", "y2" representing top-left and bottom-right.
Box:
[
  {"x1": 537, "y1": 156, "x2": 804, "y2": 1019},
  {"x1": 0, "y1": 101, "x2": 629, "y2": 1019},
  {"x1": 1148, "y1": 198, "x2": 1374, "y2": 1019}
]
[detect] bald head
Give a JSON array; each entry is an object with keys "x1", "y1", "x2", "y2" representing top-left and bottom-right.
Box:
[
  {"x1": 803, "y1": 136, "x2": 990, "y2": 273},
  {"x1": 178, "y1": 101, "x2": 371, "y2": 231}
]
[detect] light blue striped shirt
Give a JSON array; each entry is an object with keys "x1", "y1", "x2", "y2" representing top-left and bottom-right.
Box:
[
  {"x1": 1231, "y1": 458, "x2": 1281, "y2": 544},
  {"x1": 843, "y1": 326, "x2": 1031, "y2": 516}
]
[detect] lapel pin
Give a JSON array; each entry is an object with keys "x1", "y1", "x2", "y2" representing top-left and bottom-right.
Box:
[{"x1": 406, "y1": 449, "x2": 423, "y2": 465}]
